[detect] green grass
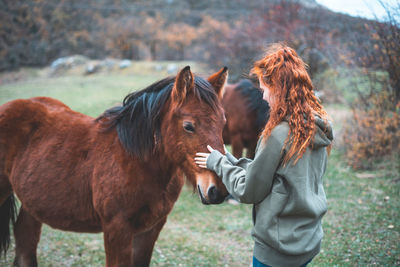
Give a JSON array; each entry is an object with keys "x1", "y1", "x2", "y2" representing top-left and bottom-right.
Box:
[
  {"x1": 319, "y1": 150, "x2": 399, "y2": 266},
  {"x1": 0, "y1": 64, "x2": 399, "y2": 266}
]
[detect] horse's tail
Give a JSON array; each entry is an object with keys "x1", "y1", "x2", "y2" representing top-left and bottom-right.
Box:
[{"x1": 0, "y1": 194, "x2": 17, "y2": 257}]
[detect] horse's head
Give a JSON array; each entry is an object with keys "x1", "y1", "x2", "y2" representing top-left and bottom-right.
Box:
[
  {"x1": 99, "y1": 66, "x2": 228, "y2": 204},
  {"x1": 161, "y1": 66, "x2": 229, "y2": 204}
]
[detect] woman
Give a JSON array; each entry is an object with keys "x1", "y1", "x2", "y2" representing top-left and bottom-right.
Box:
[{"x1": 195, "y1": 43, "x2": 333, "y2": 267}]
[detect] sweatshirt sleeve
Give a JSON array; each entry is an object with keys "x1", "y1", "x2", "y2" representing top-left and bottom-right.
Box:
[
  {"x1": 225, "y1": 152, "x2": 253, "y2": 168},
  {"x1": 206, "y1": 135, "x2": 283, "y2": 204}
]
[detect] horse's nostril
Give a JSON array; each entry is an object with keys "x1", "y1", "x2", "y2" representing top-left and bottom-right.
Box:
[
  {"x1": 198, "y1": 185, "x2": 209, "y2": 205},
  {"x1": 207, "y1": 185, "x2": 218, "y2": 202}
]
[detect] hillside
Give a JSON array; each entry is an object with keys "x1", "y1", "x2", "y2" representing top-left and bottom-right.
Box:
[{"x1": 0, "y1": 0, "x2": 378, "y2": 81}]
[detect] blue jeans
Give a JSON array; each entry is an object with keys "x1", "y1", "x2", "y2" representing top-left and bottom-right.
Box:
[{"x1": 253, "y1": 256, "x2": 312, "y2": 267}]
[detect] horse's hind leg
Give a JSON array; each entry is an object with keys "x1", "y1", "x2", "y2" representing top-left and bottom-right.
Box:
[
  {"x1": 0, "y1": 174, "x2": 16, "y2": 258},
  {"x1": 246, "y1": 141, "x2": 257, "y2": 159},
  {"x1": 0, "y1": 174, "x2": 12, "y2": 205},
  {"x1": 132, "y1": 217, "x2": 167, "y2": 266},
  {"x1": 231, "y1": 134, "x2": 244, "y2": 158},
  {"x1": 13, "y1": 207, "x2": 42, "y2": 267}
]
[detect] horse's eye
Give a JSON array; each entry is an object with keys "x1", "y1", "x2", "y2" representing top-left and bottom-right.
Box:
[{"x1": 183, "y1": 121, "x2": 195, "y2": 133}]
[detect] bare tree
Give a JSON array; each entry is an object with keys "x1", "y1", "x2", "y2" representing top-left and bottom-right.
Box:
[{"x1": 373, "y1": 1, "x2": 400, "y2": 103}]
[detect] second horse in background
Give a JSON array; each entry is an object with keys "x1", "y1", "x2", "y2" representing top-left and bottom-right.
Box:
[{"x1": 222, "y1": 79, "x2": 270, "y2": 159}]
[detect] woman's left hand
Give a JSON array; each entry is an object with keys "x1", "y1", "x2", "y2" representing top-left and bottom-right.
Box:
[{"x1": 195, "y1": 145, "x2": 215, "y2": 169}]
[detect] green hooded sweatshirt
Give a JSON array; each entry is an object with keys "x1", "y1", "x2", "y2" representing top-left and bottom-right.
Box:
[{"x1": 206, "y1": 116, "x2": 333, "y2": 267}]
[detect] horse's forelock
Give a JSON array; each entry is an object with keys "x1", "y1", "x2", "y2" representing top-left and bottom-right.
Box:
[{"x1": 192, "y1": 76, "x2": 219, "y2": 111}]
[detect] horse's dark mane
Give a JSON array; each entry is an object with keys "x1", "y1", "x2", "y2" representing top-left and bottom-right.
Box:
[
  {"x1": 235, "y1": 79, "x2": 270, "y2": 130},
  {"x1": 97, "y1": 76, "x2": 218, "y2": 160}
]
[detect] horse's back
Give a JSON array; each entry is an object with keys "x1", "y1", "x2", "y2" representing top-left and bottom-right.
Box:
[
  {"x1": 30, "y1": 96, "x2": 71, "y2": 110},
  {"x1": 0, "y1": 97, "x2": 85, "y2": 154},
  {"x1": 0, "y1": 97, "x2": 74, "y2": 127},
  {"x1": 1, "y1": 96, "x2": 69, "y2": 110},
  {"x1": 1, "y1": 96, "x2": 92, "y2": 130}
]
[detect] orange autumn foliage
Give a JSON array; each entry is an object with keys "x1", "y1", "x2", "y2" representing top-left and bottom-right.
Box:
[{"x1": 343, "y1": 93, "x2": 400, "y2": 169}]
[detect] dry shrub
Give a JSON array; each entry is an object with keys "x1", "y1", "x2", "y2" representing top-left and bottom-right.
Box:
[
  {"x1": 343, "y1": 2, "x2": 400, "y2": 172},
  {"x1": 343, "y1": 92, "x2": 400, "y2": 170}
]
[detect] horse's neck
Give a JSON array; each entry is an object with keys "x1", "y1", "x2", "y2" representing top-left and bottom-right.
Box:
[
  {"x1": 136, "y1": 151, "x2": 185, "y2": 203},
  {"x1": 105, "y1": 130, "x2": 185, "y2": 199},
  {"x1": 152, "y1": 150, "x2": 185, "y2": 194},
  {"x1": 150, "y1": 151, "x2": 180, "y2": 182}
]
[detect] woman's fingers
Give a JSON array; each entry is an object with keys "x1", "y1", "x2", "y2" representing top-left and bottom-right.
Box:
[
  {"x1": 195, "y1": 152, "x2": 210, "y2": 157},
  {"x1": 195, "y1": 148, "x2": 214, "y2": 169},
  {"x1": 195, "y1": 153, "x2": 209, "y2": 169},
  {"x1": 194, "y1": 159, "x2": 207, "y2": 168}
]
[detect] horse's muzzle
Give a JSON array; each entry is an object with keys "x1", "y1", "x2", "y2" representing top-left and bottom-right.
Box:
[{"x1": 197, "y1": 184, "x2": 226, "y2": 205}]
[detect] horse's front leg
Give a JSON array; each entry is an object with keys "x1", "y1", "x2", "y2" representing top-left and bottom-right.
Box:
[
  {"x1": 132, "y1": 217, "x2": 167, "y2": 267},
  {"x1": 103, "y1": 219, "x2": 134, "y2": 267},
  {"x1": 13, "y1": 207, "x2": 42, "y2": 267}
]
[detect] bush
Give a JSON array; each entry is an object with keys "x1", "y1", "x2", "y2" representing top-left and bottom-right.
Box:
[
  {"x1": 342, "y1": 2, "x2": 400, "y2": 173},
  {"x1": 343, "y1": 92, "x2": 400, "y2": 170}
]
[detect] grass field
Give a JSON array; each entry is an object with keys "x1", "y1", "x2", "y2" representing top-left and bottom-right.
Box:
[{"x1": 0, "y1": 63, "x2": 399, "y2": 266}]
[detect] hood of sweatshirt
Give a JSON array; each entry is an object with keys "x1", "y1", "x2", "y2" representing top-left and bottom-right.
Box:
[{"x1": 312, "y1": 116, "x2": 333, "y2": 149}]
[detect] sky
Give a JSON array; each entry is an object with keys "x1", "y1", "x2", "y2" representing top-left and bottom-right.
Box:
[{"x1": 315, "y1": 0, "x2": 398, "y2": 20}]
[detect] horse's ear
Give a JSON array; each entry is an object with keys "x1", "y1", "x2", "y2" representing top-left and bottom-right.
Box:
[
  {"x1": 172, "y1": 66, "x2": 194, "y2": 106},
  {"x1": 208, "y1": 66, "x2": 228, "y2": 99}
]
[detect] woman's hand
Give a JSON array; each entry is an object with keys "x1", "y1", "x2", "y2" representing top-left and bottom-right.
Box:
[{"x1": 195, "y1": 145, "x2": 215, "y2": 169}]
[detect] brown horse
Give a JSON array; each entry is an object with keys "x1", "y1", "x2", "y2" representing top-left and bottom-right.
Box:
[
  {"x1": 0, "y1": 66, "x2": 229, "y2": 266},
  {"x1": 222, "y1": 79, "x2": 270, "y2": 159}
]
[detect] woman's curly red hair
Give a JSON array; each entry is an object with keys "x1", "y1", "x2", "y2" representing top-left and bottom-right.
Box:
[{"x1": 250, "y1": 43, "x2": 330, "y2": 164}]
